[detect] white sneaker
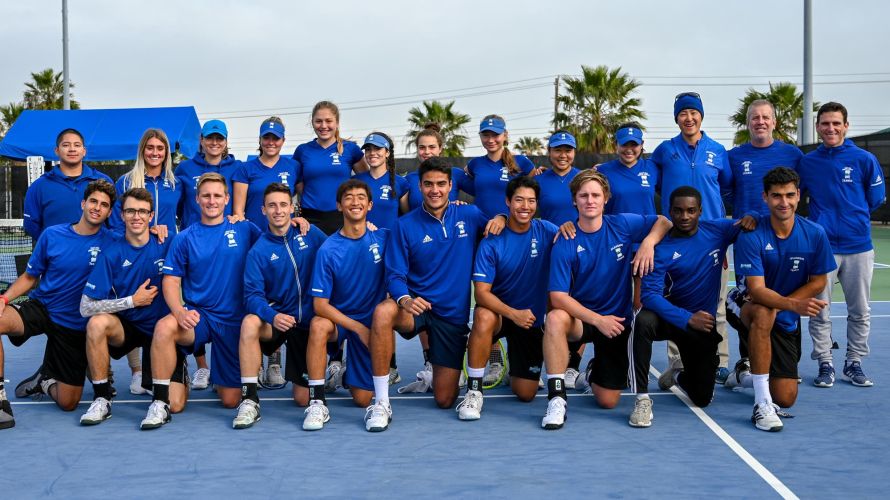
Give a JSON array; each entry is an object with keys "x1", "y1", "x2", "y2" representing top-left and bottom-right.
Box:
[
  {"x1": 264, "y1": 364, "x2": 286, "y2": 387},
  {"x1": 565, "y1": 368, "x2": 580, "y2": 388},
  {"x1": 364, "y1": 401, "x2": 392, "y2": 432},
  {"x1": 302, "y1": 400, "x2": 330, "y2": 431},
  {"x1": 191, "y1": 368, "x2": 211, "y2": 390},
  {"x1": 129, "y1": 371, "x2": 149, "y2": 395},
  {"x1": 542, "y1": 397, "x2": 567, "y2": 430},
  {"x1": 575, "y1": 360, "x2": 593, "y2": 391},
  {"x1": 628, "y1": 397, "x2": 653, "y2": 428},
  {"x1": 80, "y1": 397, "x2": 112, "y2": 425},
  {"x1": 232, "y1": 399, "x2": 261, "y2": 429},
  {"x1": 724, "y1": 358, "x2": 750, "y2": 389},
  {"x1": 140, "y1": 400, "x2": 171, "y2": 430},
  {"x1": 538, "y1": 374, "x2": 545, "y2": 388},
  {"x1": 458, "y1": 370, "x2": 467, "y2": 388},
  {"x1": 483, "y1": 362, "x2": 505, "y2": 387},
  {"x1": 325, "y1": 361, "x2": 343, "y2": 393},
  {"x1": 388, "y1": 367, "x2": 401, "y2": 385},
  {"x1": 752, "y1": 402, "x2": 783, "y2": 432},
  {"x1": 456, "y1": 390, "x2": 483, "y2": 421}
]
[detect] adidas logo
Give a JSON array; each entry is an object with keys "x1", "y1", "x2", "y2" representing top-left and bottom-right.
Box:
[
  {"x1": 672, "y1": 251, "x2": 682, "y2": 260},
  {"x1": 576, "y1": 244, "x2": 586, "y2": 253},
  {"x1": 765, "y1": 243, "x2": 774, "y2": 251},
  {"x1": 270, "y1": 253, "x2": 279, "y2": 262},
  {"x1": 122, "y1": 259, "x2": 132, "y2": 267},
  {"x1": 422, "y1": 235, "x2": 433, "y2": 243}
]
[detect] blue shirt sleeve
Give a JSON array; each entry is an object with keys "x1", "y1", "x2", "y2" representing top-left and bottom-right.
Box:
[
  {"x1": 310, "y1": 246, "x2": 335, "y2": 299},
  {"x1": 548, "y1": 237, "x2": 574, "y2": 293},
  {"x1": 733, "y1": 232, "x2": 763, "y2": 277},
  {"x1": 719, "y1": 152, "x2": 733, "y2": 200},
  {"x1": 243, "y1": 249, "x2": 278, "y2": 324},
  {"x1": 620, "y1": 214, "x2": 659, "y2": 243},
  {"x1": 22, "y1": 182, "x2": 43, "y2": 240},
  {"x1": 83, "y1": 249, "x2": 115, "y2": 300},
  {"x1": 472, "y1": 238, "x2": 497, "y2": 284},
  {"x1": 26, "y1": 231, "x2": 50, "y2": 277},
  {"x1": 454, "y1": 167, "x2": 475, "y2": 196},
  {"x1": 163, "y1": 232, "x2": 189, "y2": 277},
  {"x1": 385, "y1": 223, "x2": 411, "y2": 300},
  {"x1": 231, "y1": 161, "x2": 250, "y2": 184},
  {"x1": 515, "y1": 155, "x2": 535, "y2": 175},
  {"x1": 865, "y1": 153, "x2": 886, "y2": 211},
  {"x1": 641, "y1": 254, "x2": 694, "y2": 330}
]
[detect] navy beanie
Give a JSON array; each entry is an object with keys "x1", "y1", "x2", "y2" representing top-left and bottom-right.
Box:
[{"x1": 674, "y1": 94, "x2": 704, "y2": 121}]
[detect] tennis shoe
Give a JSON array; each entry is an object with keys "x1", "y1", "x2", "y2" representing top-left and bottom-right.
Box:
[
  {"x1": 842, "y1": 361, "x2": 873, "y2": 387},
  {"x1": 457, "y1": 390, "x2": 483, "y2": 420},
  {"x1": 388, "y1": 367, "x2": 401, "y2": 385},
  {"x1": 658, "y1": 366, "x2": 679, "y2": 391},
  {"x1": 191, "y1": 368, "x2": 211, "y2": 390},
  {"x1": 715, "y1": 367, "x2": 731, "y2": 385},
  {"x1": 575, "y1": 359, "x2": 593, "y2": 391},
  {"x1": 130, "y1": 371, "x2": 150, "y2": 395},
  {"x1": 302, "y1": 400, "x2": 330, "y2": 431},
  {"x1": 364, "y1": 401, "x2": 392, "y2": 432},
  {"x1": 0, "y1": 389, "x2": 14, "y2": 430},
  {"x1": 565, "y1": 368, "x2": 580, "y2": 389},
  {"x1": 628, "y1": 397, "x2": 653, "y2": 428},
  {"x1": 752, "y1": 402, "x2": 783, "y2": 432},
  {"x1": 813, "y1": 362, "x2": 835, "y2": 388},
  {"x1": 232, "y1": 399, "x2": 261, "y2": 429},
  {"x1": 80, "y1": 397, "x2": 112, "y2": 426},
  {"x1": 483, "y1": 362, "x2": 505, "y2": 387},
  {"x1": 264, "y1": 364, "x2": 286, "y2": 387},
  {"x1": 140, "y1": 400, "x2": 171, "y2": 430},
  {"x1": 541, "y1": 397, "x2": 567, "y2": 430},
  {"x1": 15, "y1": 367, "x2": 43, "y2": 399},
  {"x1": 325, "y1": 361, "x2": 343, "y2": 393},
  {"x1": 724, "y1": 358, "x2": 750, "y2": 389}
]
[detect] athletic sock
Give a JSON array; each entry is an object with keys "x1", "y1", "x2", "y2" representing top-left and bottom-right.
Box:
[
  {"x1": 422, "y1": 349, "x2": 430, "y2": 364},
  {"x1": 466, "y1": 366, "x2": 485, "y2": 393},
  {"x1": 372, "y1": 375, "x2": 390, "y2": 406},
  {"x1": 547, "y1": 375, "x2": 567, "y2": 401},
  {"x1": 751, "y1": 373, "x2": 771, "y2": 406},
  {"x1": 240, "y1": 376, "x2": 259, "y2": 403},
  {"x1": 636, "y1": 393, "x2": 650, "y2": 400},
  {"x1": 308, "y1": 379, "x2": 326, "y2": 404},
  {"x1": 389, "y1": 353, "x2": 397, "y2": 369},
  {"x1": 152, "y1": 379, "x2": 170, "y2": 404},
  {"x1": 92, "y1": 379, "x2": 113, "y2": 400},
  {"x1": 739, "y1": 371, "x2": 754, "y2": 388}
]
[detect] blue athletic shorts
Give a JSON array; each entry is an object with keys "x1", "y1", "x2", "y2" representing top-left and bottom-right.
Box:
[
  {"x1": 184, "y1": 307, "x2": 242, "y2": 388},
  {"x1": 399, "y1": 311, "x2": 469, "y2": 370},
  {"x1": 337, "y1": 313, "x2": 373, "y2": 391}
]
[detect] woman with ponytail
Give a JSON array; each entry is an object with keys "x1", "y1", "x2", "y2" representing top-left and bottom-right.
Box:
[
  {"x1": 354, "y1": 132, "x2": 408, "y2": 230},
  {"x1": 232, "y1": 117, "x2": 299, "y2": 225},
  {"x1": 465, "y1": 115, "x2": 536, "y2": 218},
  {"x1": 292, "y1": 101, "x2": 367, "y2": 235}
]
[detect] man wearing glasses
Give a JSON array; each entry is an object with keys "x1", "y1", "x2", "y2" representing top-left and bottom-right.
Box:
[{"x1": 651, "y1": 92, "x2": 735, "y2": 382}]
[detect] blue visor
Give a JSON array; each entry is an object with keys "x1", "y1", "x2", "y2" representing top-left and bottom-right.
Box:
[
  {"x1": 548, "y1": 132, "x2": 577, "y2": 148},
  {"x1": 616, "y1": 127, "x2": 643, "y2": 145},
  {"x1": 362, "y1": 133, "x2": 389, "y2": 150},
  {"x1": 479, "y1": 117, "x2": 506, "y2": 134}
]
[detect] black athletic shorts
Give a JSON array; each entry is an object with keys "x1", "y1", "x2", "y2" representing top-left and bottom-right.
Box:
[
  {"x1": 109, "y1": 317, "x2": 151, "y2": 360},
  {"x1": 10, "y1": 299, "x2": 87, "y2": 387},
  {"x1": 260, "y1": 325, "x2": 310, "y2": 388},
  {"x1": 399, "y1": 311, "x2": 469, "y2": 370},
  {"x1": 134, "y1": 317, "x2": 188, "y2": 391},
  {"x1": 578, "y1": 320, "x2": 631, "y2": 390},
  {"x1": 494, "y1": 318, "x2": 544, "y2": 381},
  {"x1": 301, "y1": 208, "x2": 342, "y2": 236},
  {"x1": 726, "y1": 290, "x2": 801, "y2": 379}
]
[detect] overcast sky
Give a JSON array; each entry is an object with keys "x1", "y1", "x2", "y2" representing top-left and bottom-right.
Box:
[{"x1": 2, "y1": 0, "x2": 889, "y2": 159}]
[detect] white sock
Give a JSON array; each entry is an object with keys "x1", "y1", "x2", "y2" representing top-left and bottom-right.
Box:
[
  {"x1": 308, "y1": 379, "x2": 324, "y2": 387},
  {"x1": 739, "y1": 372, "x2": 754, "y2": 388},
  {"x1": 92, "y1": 378, "x2": 108, "y2": 385},
  {"x1": 752, "y1": 373, "x2": 771, "y2": 405},
  {"x1": 467, "y1": 366, "x2": 485, "y2": 379},
  {"x1": 373, "y1": 375, "x2": 390, "y2": 405},
  {"x1": 152, "y1": 379, "x2": 170, "y2": 386},
  {"x1": 241, "y1": 376, "x2": 258, "y2": 384}
]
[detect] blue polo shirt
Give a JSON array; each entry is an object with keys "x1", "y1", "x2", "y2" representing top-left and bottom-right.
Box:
[
  {"x1": 597, "y1": 159, "x2": 659, "y2": 216},
  {"x1": 310, "y1": 229, "x2": 389, "y2": 321},
  {"x1": 231, "y1": 156, "x2": 299, "y2": 225},
  {"x1": 727, "y1": 140, "x2": 803, "y2": 217},
  {"x1": 354, "y1": 171, "x2": 409, "y2": 230},
  {"x1": 405, "y1": 167, "x2": 472, "y2": 211},
  {"x1": 293, "y1": 140, "x2": 364, "y2": 212},
  {"x1": 174, "y1": 154, "x2": 240, "y2": 228},
  {"x1": 466, "y1": 154, "x2": 535, "y2": 218},
  {"x1": 650, "y1": 132, "x2": 732, "y2": 220},
  {"x1": 535, "y1": 167, "x2": 580, "y2": 225},
  {"x1": 23, "y1": 165, "x2": 113, "y2": 240}
]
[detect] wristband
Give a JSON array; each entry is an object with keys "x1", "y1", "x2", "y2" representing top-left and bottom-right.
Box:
[{"x1": 1, "y1": 295, "x2": 9, "y2": 305}]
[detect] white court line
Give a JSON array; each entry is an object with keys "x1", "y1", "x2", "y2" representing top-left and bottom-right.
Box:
[
  {"x1": 9, "y1": 392, "x2": 677, "y2": 406},
  {"x1": 649, "y1": 366, "x2": 798, "y2": 500},
  {"x1": 830, "y1": 314, "x2": 890, "y2": 318}
]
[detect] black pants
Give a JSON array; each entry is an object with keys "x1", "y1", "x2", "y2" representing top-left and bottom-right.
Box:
[{"x1": 632, "y1": 309, "x2": 721, "y2": 407}]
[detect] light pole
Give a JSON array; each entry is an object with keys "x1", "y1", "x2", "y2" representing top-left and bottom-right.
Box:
[{"x1": 62, "y1": 0, "x2": 70, "y2": 110}]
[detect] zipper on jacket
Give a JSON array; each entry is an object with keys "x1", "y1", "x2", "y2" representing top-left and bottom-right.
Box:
[{"x1": 283, "y1": 233, "x2": 302, "y2": 324}]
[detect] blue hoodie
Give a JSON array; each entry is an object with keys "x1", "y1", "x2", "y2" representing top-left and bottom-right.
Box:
[
  {"x1": 109, "y1": 173, "x2": 183, "y2": 234},
  {"x1": 650, "y1": 131, "x2": 732, "y2": 220},
  {"x1": 23, "y1": 165, "x2": 113, "y2": 240},
  {"x1": 797, "y1": 139, "x2": 886, "y2": 254},
  {"x1": 244, "y1": 224, "x2": 327, "y2": 328},
  {"x1": 174, "y1": 154, "x2": 240, "y2": 229}
]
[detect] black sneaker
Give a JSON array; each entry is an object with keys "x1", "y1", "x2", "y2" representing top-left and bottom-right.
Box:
[
  {"x1": 0, "y1": 390, "x2": 14, "y2": 430},
  {"x1": 15, "y1": 366, "x2": 44, "y2": 399}
]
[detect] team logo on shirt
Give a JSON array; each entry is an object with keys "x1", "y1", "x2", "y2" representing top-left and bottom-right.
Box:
[
  {"x1": 611, "y1": 244, "x2": 625, "y2": 261},
  {"x1": 270, "y1": 253, "x2": 279, "y2": 262},
  {"x1": 500, "y1": 167, "x2": 509, "y2": 181},
  {"x1": 88, "y1": 246, "x2": 102, "y2": 266},
  {"x1": 874, "y1": 175, "x2": 884, "y2": 187},
  {"x1": 380, "y1": 185, "x2": 392, "y2": 200},
  {"x1": 790, "y1": 257, "x2": 805, "y2": 272},
  {"x1": 122, "y1": 259, "x2": 133, "y2": 268},
  {"x1": 764, "y1": 242, "x2": 774, "y2": 251},
  {"x1": 295, "y1": 235, "x2": 309, "y2": 250},
  {"x1": 369, "y1": 242, "x2": 382, "y2": 263},
  {"x1": 330, "y1": 152, "x2": 341, "y2": 166},
  {"x1": 742, "y1": 161, "x2": 753, "y2": 175},
  {"x1": 709, "y1": 249, "x2": 720, "y2": 266},
  {"x1": 192, "y1": 176, "x2": 201, "y2": 189},
  {"x1": 278, "y1": 172, "x2": 290, "y2": 186},
  {"x1": 154, "y1": 258, "x2": 165, "y2": 273},
  {"x1": 163, "y1": 178, "x2": 171, "y2": 188},
  {"x1": 842, "y1": 166, "x2": 853, "y2": 183},
  {"x1": 422, "y1": 235, "x2": 433, "y2": 244},
  {"x1": 225, "y1": 229, "x2": 238, "y2": 247},
  {"x1": 576, "y1": 244, "x2": 586, "y2": 253},
  {"x1": 705, "y1": 151, "x2": 717, "y2": 166},
  {"x1": 638, "y1": 172, "x2": 651, "y2": 187},
  {"x1": 85, "y1": 281, "x2": 96, "y2": 290},
  {"x1": 455, "y1": 221, "x2": 468, "y2": 238},
  {"x1": 530, "y1": 238, "x2": 539, "y2": 258},
  {"x1": 672, "y1": 251, "x2": 682, "y2": 260}
]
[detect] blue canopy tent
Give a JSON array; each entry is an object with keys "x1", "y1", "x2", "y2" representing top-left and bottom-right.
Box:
[{"x1": 0, "y1": 106, "x2": 201, "y2": 160}]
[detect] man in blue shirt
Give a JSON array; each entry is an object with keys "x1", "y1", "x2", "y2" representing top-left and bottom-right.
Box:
[
  {"x1": 365, "y1": 157, "x2": 505, "y2": 432},
  {"x1": 630, "y1": 186, "x2": 754, "y2": 428},
  {"x1": 140, "y1": 172, "x2": 261, "y2": 430},
  {"x1": 727, "y1": 167, "x2": 836, "y2": 432},
  {"x1": 798, "y1": 102, "x2": 886, "y2": 388},
  {"x1": 650, "y1": 92, "x2": 735, "y2": 382},
  {"x1": 543, "y1": 170, "x2": 671, "y2": 430},
  {"x1": 78, "y1": 187, "x2": 173, "y2": 425},
  {"x1": 456, "y1": 177, "x2": 559, "y2": 420},
  {"x1": 303, "y1": 179, "x2": 389, "y2": 431},
  {"x1": 231, "y1": 183, "x2": 326, "y2": 430},
  {"x1": 0, "y1": 180, "x2": 116, "y2": 428},
  {"x1": 23, "y1": 128, "x2": 113, "y2": 240}
]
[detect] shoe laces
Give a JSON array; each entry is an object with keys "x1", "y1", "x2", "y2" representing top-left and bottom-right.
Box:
[
  {"x1": 545, "y1": 397, "x2": 566, "y2": 416},
  {"x1": 366, "y1": 403, "x2": 389, "y2": 420},
  {"x1": 818, "y1": 363, "x2": 834, "y2": 378},
  {"x1": 755, "y1": 401, "x2": 778, "y2": 418},
  {"x1": 845, "y1": 362, "x2": 865, "y2": 378},
  {"x1": 148, "y1": 400, "x2": 168, "y2": 419},
  {"x1": 237, "y1": 399, "x2": 257, "y2": 416},
  {"x1": 305, "y1": 401, "x2": 326, "y2": 417},
  {"x1": 87, "y1": 397, "x2": 109, "y2": 414},
  {"x1": 458, "y1": 391, "x2": 482, "y2": 410},
  {"x1": 633, "y1": 398, "x2": 652, "y2": 414}
]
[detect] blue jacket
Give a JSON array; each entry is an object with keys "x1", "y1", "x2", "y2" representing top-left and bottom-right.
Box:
[
  {"x1": 174, "y1": 154, "x2": 239, "y2": 229},
  {"x1": 23, "y1": 165, "x2": 113, "y2": 240},
  {"x1": 798, "y1": 139, "x2": 886, "y2": 254},
  {"x1": 650, "y1": 131, "x2": 732, "y2": 220},
  {"x1": 109, "y1": 173, "x2": 183, "y2": 234}
]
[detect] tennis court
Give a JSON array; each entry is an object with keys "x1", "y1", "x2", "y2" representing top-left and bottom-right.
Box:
[{"x1": 2, "y1": 227, "x2": 890, "y2": 498}]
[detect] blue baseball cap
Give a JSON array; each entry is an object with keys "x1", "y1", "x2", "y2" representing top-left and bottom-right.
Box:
[
  {"x1": 615, "y1": 126, "x2": 643, "y2": 145},
  {"x1": 260, "y1": 119, "x2": 285, "y2": 139},
  {"x1": 479, "y1": 117, "x2": 506, "y2": 134},
  {"x1": 362, "y1": 133, "x2": 390, "y2": 150},
  {"x1": 201, "y1": 119, "x2": 228, "y2": 138},
  {"x1": 548, "y1": 131, "x2": 577, "y2": 148}
]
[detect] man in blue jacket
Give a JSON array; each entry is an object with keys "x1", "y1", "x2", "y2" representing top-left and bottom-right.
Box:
[
  {"x1": 650, "y1": 92, "x2": 734, "y2": 382},
  {"x1": 798, "y1": 102, "x2": 886, "y2": 388},
  {"x1": 23, "y1": 128, "x2": 113, "y2": 240}
]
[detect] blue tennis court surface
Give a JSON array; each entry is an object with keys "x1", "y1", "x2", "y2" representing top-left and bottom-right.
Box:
[{"x1": 2, "y1": 302, "x2": 888, "y2": 498}]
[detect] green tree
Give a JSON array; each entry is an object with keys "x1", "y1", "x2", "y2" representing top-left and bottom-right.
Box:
[
  {"x1": 729, "y1": 82, "x2": 818, "y2": 146},
  {"x1": 0, "y1": 102, "x2": 26, "y2": 140},
  {"x1": 514, "y1": 136, "x2": 544, "y2": 156},
  {"x1": 406, "y1": 100, "x2": 471, "y2": 157},
  {"x1": 553, "y1": 65, "x2": 646, "y2": 154},
  {"x1": 23, "y1": 68, "x2": 79, "y2": 110}
]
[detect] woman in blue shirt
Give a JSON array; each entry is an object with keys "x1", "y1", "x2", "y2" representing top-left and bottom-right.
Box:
[
  {"x1": 536, "y1": 131, "x2": 581, "y2": 225},
  {"x1": 354, "y1": 132, "x2": 408, "y2": 230},
  {"x1": 401, "y1": 124, "x2": 473, "y2": 212},
  {"x1": 232, "y1": 117, "x2": 299, "y2": 225},
  {"x1": 175, "y1": 120, "x2": 240, "y2": 231}
]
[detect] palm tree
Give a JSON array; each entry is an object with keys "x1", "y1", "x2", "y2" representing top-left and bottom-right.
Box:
[
  {"x1": 514, "y1": 136, "x2": 544, "y2": 156},
  {"x1": 406, "y1": 100, "x2": 471, "y2": 157},
  {"x1": 552, "y1": 65, "x2": 646, "y2": 154},
  {"x1": 0, "y1": 102, "x2": 26, "y2": 139},
  {"x1": 729, "y1": 82, "x2": 818, "y2": 145},
  {"x1": 23, "y1": 68, "x2": 79, "y2": 110}
]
